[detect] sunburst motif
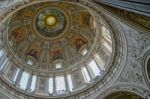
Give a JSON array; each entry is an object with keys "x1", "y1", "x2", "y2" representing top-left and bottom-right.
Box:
[
  {"x1": 46, "y1": 16, "x2": 56, "y2": 26},
  {"x1": 35, "y1": 8, "x2": 67, "y2": 38}
]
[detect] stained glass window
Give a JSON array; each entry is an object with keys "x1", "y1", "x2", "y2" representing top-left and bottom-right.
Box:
[{"x1": 13, "y1": 68, "x2": 20, "y2": 83}]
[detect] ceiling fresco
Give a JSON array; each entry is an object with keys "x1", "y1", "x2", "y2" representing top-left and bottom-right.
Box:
[
  {"x1": 35, "y1": 8, "x2": 67, "y2": 38},
  {"x1": 8, "y1": 1, "x2": 96, "y2": 71}
]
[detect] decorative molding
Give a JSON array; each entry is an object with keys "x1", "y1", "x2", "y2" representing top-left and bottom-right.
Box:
[{"x1": 92, "y1": 1, "x2": 150, "y2": 33}]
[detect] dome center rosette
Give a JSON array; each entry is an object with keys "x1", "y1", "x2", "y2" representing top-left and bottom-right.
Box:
[
  {"x1": 34, "y1": 8, "x2": 68, "y2": 40},
  {"x1": 46, "y1": 16, "x2": 56, "y2": 26}
]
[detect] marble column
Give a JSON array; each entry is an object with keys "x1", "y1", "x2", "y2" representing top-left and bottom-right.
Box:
[
  {"x1": 26, "y1": 74, "x2": 32, "y2": 92},
  {"x1": 64, "y1": 74, "x2": 69, "y2": 93},
  {"x1": 0, "y1": 55, "x2": 7, "y2": 68},
  {"x1": 11, "y1": 68, "x2": 19, "y2": 83},
  {"x1": 15, "y1": 70, "x2": 23, "y2": 86},
  {"x1": 53, "y1": 76, "x2": 56, "y2": 95},
  {"x1": 1, "y1": 59, "x2": 10, "y2": 74},
  {"x1": 84, "y1": 64, "x2": 93, "y2": 80},
  {"x1": 71, "y1": 74, "x2": 76, "y2": 90},
  {"x1": 45, "y1": 78, "x2": 49, "y2": 93},
  {"x1": 35, "y1": 76, "x2": 39, "y2": 91}
]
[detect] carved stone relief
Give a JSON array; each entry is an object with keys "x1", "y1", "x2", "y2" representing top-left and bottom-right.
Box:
[{"x1": 117, "y1": 22, "x2": 150, "y2": 87}]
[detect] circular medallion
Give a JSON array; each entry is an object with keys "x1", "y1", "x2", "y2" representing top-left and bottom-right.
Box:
[
  {"x1": 46, "y1": 16, "x2": 56, "y2": 26},
  {"x1": 35, "y1": 8, "x2": 67, "y2": 39}
]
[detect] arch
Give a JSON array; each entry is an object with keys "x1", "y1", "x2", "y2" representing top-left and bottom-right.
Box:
[
  {"x1": 104, "y1": 91, "x2": 143, "y2": 99},
  {"x1": 142, "y1": 49, "x2": 150, "y2": 89},
  {"x1": 95, "y1": 84, "x2": 148, "y2": 99}
]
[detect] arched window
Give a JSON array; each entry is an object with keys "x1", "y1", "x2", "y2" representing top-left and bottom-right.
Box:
[
  {"x1": 102, "y1": 26, "x2": 111, "y2": 40},
  {"x1": 82, "y1": 48, "x2": 88, "y2": 56},
  {"x1": 48, "y1": 77, "x2": 53, "y2": 94},
  {"x1": 55, "y1": 76, "x2": 66, "y2": 94},
  {"x1": 67, "y1": 74, "x2": 73, "y2": 92},
  {"x1": 103, "y1": 41, "x2": 112, "y2": 53},
  {"x1": 81, "y1": 67, "x2": 91, "y2": 83},
  {"x1": 0, "y1": 57, "x2": 9, "y2": 71},
  {"x1": 0, "y1": 49, "x2": 4, "y2": 58},
  {"x1": 88, "y1": 59, "x2": 101, "y2": 77},
  {"x1": 27, "y1": 59, "x2": 33, "y2": 65},
  {"x1": 30, "y1": 75, "x2": 37, "y2": 92},
  {"x1": 55, "y1": 63, "x2": 62, "y2": 69},
  {"x1": 94, "y1": 53, "x2": 105, "y2": 70},
  {"x1": 19, "y1": 72, "x2": 29, "y2": 90},
  {"x1": 4, "y1": 64, "x2": 16, "y2": 82}
]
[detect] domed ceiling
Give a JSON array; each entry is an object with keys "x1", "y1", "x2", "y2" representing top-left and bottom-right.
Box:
[{"x1": 8, "y1": 1, "x2": 96, "y2": 71}]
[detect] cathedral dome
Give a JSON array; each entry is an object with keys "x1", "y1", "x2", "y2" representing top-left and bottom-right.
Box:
[
  {"x1": 0, "y1": 0, "x2": 149, "y2": 99},
  {"x1": 0, "y1": 0, "x2": 116, "y2": 98},
  {"x1": 8, "y1": 1, "x2": 96, "y2": 72}
]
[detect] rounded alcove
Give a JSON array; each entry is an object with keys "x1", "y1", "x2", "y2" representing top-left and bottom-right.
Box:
[
  {"x1": 147, "y1": 57, "x2": 150, "y2": 80},
  {"x1": 104, "y1": 91, "x2": 143, "y2": 99},
  {"x1": 142, "y1": 50, "x2": 150, "y2": 89}
]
